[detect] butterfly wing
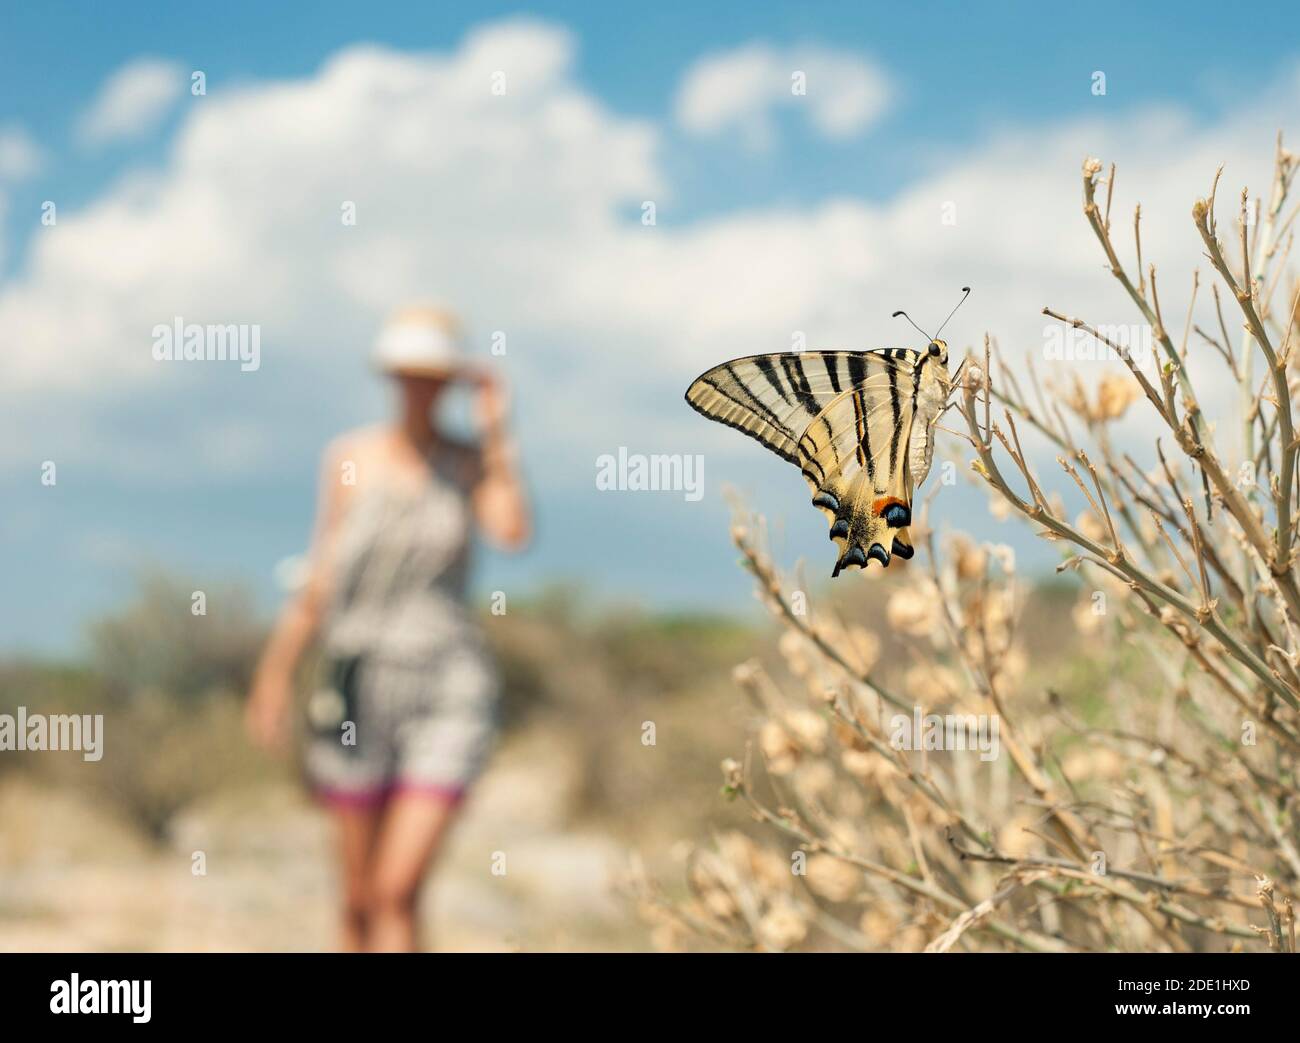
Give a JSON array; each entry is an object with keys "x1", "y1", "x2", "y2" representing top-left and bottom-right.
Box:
[
  {"x1": 686, "y1": 348, "x2": 950, "y2": 575},
  {"x1": 684, "y1": 352, "x2": 872, "y2": 467}
]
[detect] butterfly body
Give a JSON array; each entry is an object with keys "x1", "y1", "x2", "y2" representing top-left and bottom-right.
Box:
[{"x1": 686, "y1": 341, "x2": 951, "y2": 576}]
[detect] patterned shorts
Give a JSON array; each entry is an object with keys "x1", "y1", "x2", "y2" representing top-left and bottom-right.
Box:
[{"x1": 302, "y1": 648, "x2": 500, "y2": 807}]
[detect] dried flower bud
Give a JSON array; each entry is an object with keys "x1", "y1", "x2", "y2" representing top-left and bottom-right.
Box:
[
  {"x1": 778, "y1": 629, "x2": 811, "y2": 676},
  {"x1": 988, "y1": 543, "x2": 1016, "y2": 574},
  {"x1": 759, "y1": 722, "x2": 799, "y2": 774},
  {"x1": 757, "y1": 901, "x2": 808, "y2": 951},
  {"x1": 1095, "y1": 372, "x2": 1139, "y2": 421},
  {"x1": 805, "y1": 854, "x2": 861, "y2": 902},
  {"x1": 731, "y1": 661, "x2": 761, "y2": 696},
  {"x1": 887, "y1": 583, "x2": 942, "y2": 636},
  {"x1": 859, "y1": 908, "x2": 897, "y2": 947},
  {"x1": 904, "y1": 662, "x2": 962, "y2": 702},
  {"x1": 793, "y1": 761, "x2": 835, "y2": 802},
  {"x1": 701, "y1": 888, "x2": 738, "y2": 920},
  {"x1": 841, "y1": 748, "x2": 874, "y2": 780},
  {"x1": 784, "y1": 709, "x2": 828, "y2": 753},
  {"x1": 845, "y1": 625, "x2": 881, "y2": 674},
  {"x1": 949, "y1": 533, "x2": 987, "y2": 580}
]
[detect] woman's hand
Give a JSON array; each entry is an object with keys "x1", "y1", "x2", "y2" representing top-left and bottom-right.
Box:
[
  {"x1": 468, "y1": 366, "x2": 510, "y2": 436},
  {"x1": 245, "y1": 670, "x2": 293, "y2": 753},
  {"x1": 463, "y1": 365, "x2": 531, "y2": 550}
]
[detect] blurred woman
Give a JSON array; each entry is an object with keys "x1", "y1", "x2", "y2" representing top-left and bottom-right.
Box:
[{"x1": 246, "y1": 306, "x2": 530, "y2": 952}]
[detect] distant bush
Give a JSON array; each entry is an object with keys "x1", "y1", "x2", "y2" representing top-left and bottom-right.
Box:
[
  {"x1": 0, "y1": 572, "x2": 272, "y2": 843},
  {"x1": 86, "y1": 570, "x2": 265, "y2": 701},
  {"x1": 95, "y1": 691, "x2": 253, "y2": 842}
]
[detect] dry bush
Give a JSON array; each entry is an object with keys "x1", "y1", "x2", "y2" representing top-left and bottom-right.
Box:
[
  {"x1": 1, "y1": 573, "x2": 272, "y2": 843},
  {"x1": 87, "y1": 571, "x2": 264, "y2": 701},
  {"x1": 635, "y1": 136, "x2": 1300, "y2": 953},
  {"x1": 485, "y1": 589, "x2": 754, "y2": 826}
]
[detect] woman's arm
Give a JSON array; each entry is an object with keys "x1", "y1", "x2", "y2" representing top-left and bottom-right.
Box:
[
  {"x1": 469, "y1": 371, "x2": 532, "y2": 550},
  {"x1": 246, "y1": 438, "x2": 352, "y2": 750}
]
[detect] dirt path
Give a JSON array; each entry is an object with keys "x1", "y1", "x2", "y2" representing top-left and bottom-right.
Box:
[{"x1": 0, "y1": 733, "x2": 647, "y2": 952}]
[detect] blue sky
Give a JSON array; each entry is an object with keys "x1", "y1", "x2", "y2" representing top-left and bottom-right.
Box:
[
  {"x1": 3, "y1": 0, "x2": 1294, "y2": 234},
  {"x1": 2, "y1": 2, "x2": 1299, "y2": 654}
]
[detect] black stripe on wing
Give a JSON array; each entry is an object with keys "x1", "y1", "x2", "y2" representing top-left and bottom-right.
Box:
[
  {"x1": 888, "y1": 359, "x2": 903, "y2": 476},
  {"x1": 685, "y1": 377, "x2": 800, "y2": 464}
]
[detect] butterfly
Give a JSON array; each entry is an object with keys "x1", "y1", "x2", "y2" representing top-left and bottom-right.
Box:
[{"x1": 685, "y1": 289, "x2": 969, "y2": 576}]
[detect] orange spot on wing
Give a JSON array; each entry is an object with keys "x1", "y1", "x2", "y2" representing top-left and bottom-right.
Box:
[{"x1": 872, "y1": 496, "x2": 906, "y2": 516}]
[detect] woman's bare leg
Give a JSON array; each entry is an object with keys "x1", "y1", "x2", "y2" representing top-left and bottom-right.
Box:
[
  {"x1": 367, "y1": 791, "x2": 460, "y2": 952},
  {"x1": 331, "y1": 803, "x2": 383, "y2": 952}
]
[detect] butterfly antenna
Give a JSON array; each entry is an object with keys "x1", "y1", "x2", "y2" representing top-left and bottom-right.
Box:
[
  {"x1": 891, "y1": 309, "x2": 931, "y2": 342},
  {"x1": 933, "y1": 286, "x2": 972, "y2": 340}
]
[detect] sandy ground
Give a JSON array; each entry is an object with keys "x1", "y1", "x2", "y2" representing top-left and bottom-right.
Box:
[{"x1": 0, "y1": 733, "x2": 651, "y2": 952}]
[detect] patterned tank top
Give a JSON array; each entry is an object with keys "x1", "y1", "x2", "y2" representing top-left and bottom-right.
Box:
[{"x1": 321, "y1": 439, "x2": 484, "y2": 665}]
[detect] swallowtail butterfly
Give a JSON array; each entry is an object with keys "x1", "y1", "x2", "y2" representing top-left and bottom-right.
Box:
[{"x1": 685, "y1": 289, "x2": 969, "y2": 576}]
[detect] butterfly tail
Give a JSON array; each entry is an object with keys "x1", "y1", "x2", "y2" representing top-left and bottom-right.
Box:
[{"x1": 812, "y1": 482, "x2": 915, "y2": 577}]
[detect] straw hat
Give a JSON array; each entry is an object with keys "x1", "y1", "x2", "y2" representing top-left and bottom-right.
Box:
[{"x1": 372, "y1": 306, "x2": 466, "y2": 378}]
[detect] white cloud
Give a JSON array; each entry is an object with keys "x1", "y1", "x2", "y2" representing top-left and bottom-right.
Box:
[
  {"x1": 0, "y1": 124, "x2": 43, "y2": 180},
  {"x1": 675, "y1": 42, "x2": 892, "y2": 148},
  {"x1": 76, "y1": 57, "x2": 185, "y2": 147}
]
